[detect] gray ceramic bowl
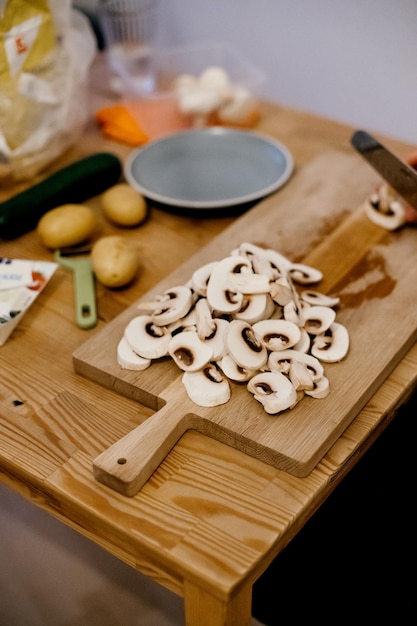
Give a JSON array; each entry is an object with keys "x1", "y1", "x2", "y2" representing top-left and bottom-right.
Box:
[{"x1": 124, "y1": 127, "x2": 293, "y2": 211}]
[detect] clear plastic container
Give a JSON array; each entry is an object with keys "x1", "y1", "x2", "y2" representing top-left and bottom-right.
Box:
[
  {"x1": 120, "y1": 42, "x2": 266, "y2": 99},
  {"x1": 116, "y1": 42, "x2": 266, "y2": 140}
]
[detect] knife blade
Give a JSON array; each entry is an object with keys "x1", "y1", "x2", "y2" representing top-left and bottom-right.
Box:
[{"x1": 351, "y1": 130, "x2": 417, "y2": 211}]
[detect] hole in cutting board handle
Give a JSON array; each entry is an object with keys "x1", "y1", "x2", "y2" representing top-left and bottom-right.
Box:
[{"x1": 93, "y1": 404, "x2": 199, "y2": 496}]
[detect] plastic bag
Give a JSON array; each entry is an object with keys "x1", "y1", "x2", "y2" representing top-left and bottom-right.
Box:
[{"x1": 0, "y1": 2, "x2": 97, "y2": 183}]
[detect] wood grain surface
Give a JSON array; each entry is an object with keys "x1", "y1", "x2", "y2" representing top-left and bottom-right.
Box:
[
  {"x1": 73, "y1": 149, "x2": 417, "y2": 493},
  {"x1": 2, "y1": 55, "x2": 417, "y2": 624}
]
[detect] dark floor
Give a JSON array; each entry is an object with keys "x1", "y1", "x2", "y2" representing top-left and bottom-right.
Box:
[{"x1": 252, "y1": 392, "x2": 416, "y2": 625}]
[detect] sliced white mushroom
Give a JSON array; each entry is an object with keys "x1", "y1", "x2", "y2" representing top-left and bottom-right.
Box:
[
  {"x1": 231, "y1": 242, "x2": 265, "y2": 258},
  {"x1": 117, "y1": 337, "x2": 151, "y2": 370},
  {"x1": 195, "y1": 297, "x2": 216, "y2": 339},
  {"x1": 149, "y1": 285, "x2": 194, "y2": 326},
  {"x1": 373, "y1": 182, "x2": 392, "y2": 212},
  {"x1": 287, "y1": 263, "x2": 323, "y2": 285},
  {"x1": 203, "y1": 318, "x2": 230, "y2": 361},
  {"x1": 234, "y1": 293, "x2": 276, "y2": 324},
  {"x1": 283, "y1": 299, "x2": 305, "y2": 327},
  {"x1": 288, "y1": 359, "x2": 315, "y2": 391},
  {"x1": 219, "y1": 354, "x2": 257, "y2": 382},
  {"x1": 225, "y1": 319, "x2": 267, "y2": 370},
  {"x1": 124, "y1": 315, "x2": 171, "y2": 360},
  {"x1": 300, "y1": 290, "x2": 340, "y2": 308},
  {"x1": 268, "y1": 304, "x2": 284, "y2": 321},
  {"x1": 267, "y1": 350, "x2": 292, "y2": 375},
  {"x1": 263, "y1": 247, "x2": 292, "y2": 276},
  {"x1": 167, "y1": 304, "x2": 198, "y2": 334},
  {"x1": 206, "y1": 255, "x2": 252, "y2": 314},
  {"x1": 268, "y1": 349, "x2": 324, "y2": 382},
  {"x1": 227, "y1": 271, "x2": 270, "y2": 294},
  {"x1": 305, "y1": 375, "x2": 330, "y2": 399},
  {"x1": 168, "y1": 330, "x2": 213, "y2": 372},
  {"x1": 136, "y1": 299, "x2": 161, "y2": 314},
  {"x1": 365, "y1": 194, "x2": 406, "y2": 231},
  {"x1": 252, "y1": 319, "x2": 301, "y2": 351},
  {"x1": 293, "y1": 328, "x2": 311, "y2": 353},
  {"x1": 302, "y1": 305, "x2": 336, "y2": 335},
  {"x1": 191, "y1": 261, "x2": 218, "y2": 296},
  {"x1": 311, "y1": 321, "x2": 349, "y2": 362},
  {"x1": 247, "y1": 371, "x2": 298, "y2": 414},
  {"x1": 270, "y1": 275, "x2": 294, "y2": 306},
  {"x1": 182, "y1": 364, "x2": 231, "y2": 407},
  {"x1": 232, "y1": 242, "x2": 280, "y2": 281}
]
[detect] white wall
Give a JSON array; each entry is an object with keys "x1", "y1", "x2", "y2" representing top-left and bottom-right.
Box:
[{"x1": 76, "y1": 0, "x2": 417, "y2": 143}]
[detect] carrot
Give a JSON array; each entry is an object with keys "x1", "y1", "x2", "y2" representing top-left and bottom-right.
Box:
[{"x1": 96, "y1": 105, "x2": 149, "y2": 146}]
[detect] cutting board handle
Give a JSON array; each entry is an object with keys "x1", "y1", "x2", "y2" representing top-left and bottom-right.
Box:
[{"x1": 93, "y1": 403, "x2": 197, "y2": 496}]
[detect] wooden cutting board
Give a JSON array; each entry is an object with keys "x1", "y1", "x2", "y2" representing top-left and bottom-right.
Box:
[{"x1": 73, "y1": 150, "x2": 417, "y2": 496}]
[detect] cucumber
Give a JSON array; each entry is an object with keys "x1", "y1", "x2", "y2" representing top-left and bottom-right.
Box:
[{"x1": 0, "y1": 152, "x2": 122, "y2": 239}]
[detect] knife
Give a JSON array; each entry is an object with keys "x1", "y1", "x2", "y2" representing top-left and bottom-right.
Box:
[{"x1": 351, "y1": 130, "x2": 417, "y2": 211}]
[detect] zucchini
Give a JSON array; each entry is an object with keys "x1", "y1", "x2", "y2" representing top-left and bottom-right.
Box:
[{"x1": 0, "y1": 152, "x2": 122, "y2": 239}]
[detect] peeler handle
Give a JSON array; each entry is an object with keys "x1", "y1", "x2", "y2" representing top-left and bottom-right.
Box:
[{"x1": 72, "y1": 259, "x2": 97, "y2": 329}]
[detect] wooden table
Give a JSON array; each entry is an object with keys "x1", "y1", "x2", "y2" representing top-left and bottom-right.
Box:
[{"x1": 1, "y1": 56, "x2": 417, "y2": 625}]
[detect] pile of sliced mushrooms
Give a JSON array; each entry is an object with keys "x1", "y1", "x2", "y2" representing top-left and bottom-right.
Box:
[{"x1": 117, "y1": 243, "x2": 349, "y2": 414}]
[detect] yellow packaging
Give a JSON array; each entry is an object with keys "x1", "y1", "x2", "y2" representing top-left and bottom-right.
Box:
[{"x1": 0, "y1": 2, "x2": 96, "y2": 182}]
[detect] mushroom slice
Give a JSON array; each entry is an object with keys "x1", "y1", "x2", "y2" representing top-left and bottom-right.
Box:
[
  {"x1": 219, "y1": 354, "x2": 257, "y2": 382},
  {"x1": 268, "y1": 349, "x2": 324, "y2": 382},
  {"x1": 149, "y1": 285, "x2": 194, "y2": 326},
  {"x1": 227, "y1": 271, "x2": 270, "y2": 294},
  {"x1": 117, "y1": 337, "x2": 151, "y2": 370},
  {"x1": 182, "y1": 363, "x2": 230, "y2": 407},
  {"x1": 288, "y1": 359, "x2": 315, "y2": 391},
  {"x1": 263, "y1": 247, "x2": 292, "y2": 276},
  {"x1": 206, "y1": 255, "x2": 252, "y2": 314},
  {"x1": 311, "y1": 322, "x2": 349, "y2": 362},
  {"x1": 124, "y1": 315, "x2": 171, "y2": 360},
  {"x1": 287, "y1": 263, "x2": 323, "y2": 285},
  {"x1": 302, "y1": 305, "x2": 336, "y2": 335},
  {"x1": 234, "y1": 293, "x2": 276, "y2": 324},
  {"x1": 168, "y1": 330, "x2": 213, "y2": 372},
  {"x1": 231, "y1": 242, "x2": 266, "y2": 258},
  {"x1": 283, "y1": 299, "x2": 305, "y2": 327},
  {"x1": 269, "y1": 304, "x2": 284, "y2": 321},
  {"x1": 293, "y1": 328, "x2": 311, "y2": 353},
  {"x1": 203, "y1": 317, "x2": 230, "y2": 361},
  {"x1": 191, "y1": 261, "x2": 218, "y2": 296},
  {"x1": 232, "y1": 242, "x2": 280, "y2": 281},
  {"x1": 300, "y1": 290, "x2": 340, "y2": 308},
  {"x1": 270, "y1": 275, "x2": 294, "y2": 306},
  {"x1": 247, "y1": 371, "x2": 297, "y2": 415},
  {"x1": 252, "y1": 319, "x2": 301, "y2": 351},
  {"x1": 226, "y1": 319, "x2": 267, "y2": 370},
  {"x1": 167, "y1": 304, "x2": 198, "y2": 334},
  {"x1": 365, "y1": 194, "x2": 406, "y2": 231},
  {"x1": 194, "y1": 298, "x2": 229, "y2": 359},
  {"x1": 305, "y1": 376, "x2": 330, "y2": 399},
  {"x1": 195, "y1": 297, "x2": 216, "y2": 339}
]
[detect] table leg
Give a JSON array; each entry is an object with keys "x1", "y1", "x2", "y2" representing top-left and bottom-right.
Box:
[{"x1": 183, "y1": 580, "x2": 252, "y2": 626}]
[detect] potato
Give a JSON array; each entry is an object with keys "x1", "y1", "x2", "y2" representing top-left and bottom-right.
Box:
[
  {"x1": 37, "y1": 203, "x2": 96, "y2": 249},
  {"x1": 101, "y1": 183, "x2": 147, "y2": 227},
  {"x1": 91, "y1": 235, "x2": 139, "y2": 288}
]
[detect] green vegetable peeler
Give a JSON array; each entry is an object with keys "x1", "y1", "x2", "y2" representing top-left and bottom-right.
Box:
[{"x1": 55, "y1": 248, "x2": 97, "y2": 329}]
